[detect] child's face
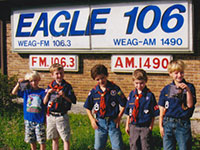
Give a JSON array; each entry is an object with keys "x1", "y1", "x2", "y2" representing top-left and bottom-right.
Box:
[
  {"x1": 134, "y1": 79, "x2": 146, "y2": 92},
  {"x1": 94, "y1": 74, "x2": 108, "y2": 88},
  {"x1": 170, "y1": 70, "x2": 184, "y2": 83},
  {"x1": 52, "y1": 69, "x2": 64, "y2": 83},
  {"x1": 29, "y1": 78, "x2": 39, "y2": 89}
]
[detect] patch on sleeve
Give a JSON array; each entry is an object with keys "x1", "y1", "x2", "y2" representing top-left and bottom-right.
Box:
[
  {"x1": 144, "y1": 109, "x2": 149, "y2": 114},
  {"x1": 165, "y1": 101, "x2": 169, "y2": 109},
  {"x1": 118, "y1": 91, "x2": 125, "y2": 98},
  {"x1": 111, "y1": 101, "x2": 116, "y2": 107},
  {"x1": 129, "y1": 108, "x2": 133, "y2": 116},
  {"x1": 110, "y1": 90, "x2": 117, "y2": 96},
  {"x1": 93, "y1": 103, "x2": 99, "y2": 112},
  {"x1": 117, "y1": 91, "x2": 122, "y2": 96},
  {"x1": 154, "y1": 105, "x2": 159, "y2": 110}
]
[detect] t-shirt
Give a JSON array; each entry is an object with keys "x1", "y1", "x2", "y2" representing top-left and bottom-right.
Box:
[{"x1": 18, "y1": 88, "x2": 46, "y2": 123}]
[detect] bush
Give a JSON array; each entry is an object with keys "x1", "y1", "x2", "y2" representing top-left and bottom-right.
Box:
[{"x1": 0, "y1": 72, "x2": 17, "y2": 114}]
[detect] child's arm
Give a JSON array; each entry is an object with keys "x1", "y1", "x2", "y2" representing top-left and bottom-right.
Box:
[
  {"x1": 178, "y1": 83, "x2": 193, "y2": 108},
  {"x1": 149, "y1": 117, "x2": 155, "y2": 131},
  {"x1": 159, "y1": 106, "x2": 165, "y2": 138},
  {"x1": 114, "y1": 106, "x2": 125, "y2": 128},
  {"x1": 58, "y1": 90, "x2": 72, "y2": 103},
  {"x1": 125, "y1": 116, "x2": 130, "y2": 136},
  {"x1": 186, "y1": 88, "x2": 193, "y2": 108},
  {"x1": 11, "y1": 78, "x2": 23, "y2": 95},
  {"x1": 43, "y1": 89, "x2": 54, "y2": 105},
  {"x1": 85, "y1": 109, "x2": 98, "y2": 130}
]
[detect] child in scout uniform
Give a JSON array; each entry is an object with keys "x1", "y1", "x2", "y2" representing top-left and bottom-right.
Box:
[
  {"x1": 158, "y1": 60, "x2": 196, "y2": 150},
  {"x1": 12, "y1": 71, "x2": 46, "y2": 150},
  {"x1": 84, "y1": 64, "x2": 127, "y2": 150},
  {"x1": 43, "y1": 63, "x2": 76, "y2": 150},
  {"x1": 125, "y1": 69, "x2": 159, "y2": 150}
]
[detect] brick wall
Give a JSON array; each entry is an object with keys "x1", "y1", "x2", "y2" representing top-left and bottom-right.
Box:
[{"x1": 6, "y1": 23, "x2": 200, "y2": 105}]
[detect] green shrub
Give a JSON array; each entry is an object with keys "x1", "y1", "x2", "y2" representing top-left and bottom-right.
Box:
[{"x1": 0, "y1": 72, "x2": 17, "y2": 114}]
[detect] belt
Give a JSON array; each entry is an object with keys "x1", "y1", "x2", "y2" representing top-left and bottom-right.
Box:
[
  {"x1": 104, "y1": 117, "x2": 111, "y2": 121},
  {"x1": 49, "y1": 112, "x2": 65, "y2": 117},
  {"x1": 100, "y1": 116, "x2": 116, "y2": 121},
  {"x1": 164, "y1": 117, "x2": 189, "y2": 122},
  {"x1": 135, "y1": 122, "x2": 151, "y2": 127}
]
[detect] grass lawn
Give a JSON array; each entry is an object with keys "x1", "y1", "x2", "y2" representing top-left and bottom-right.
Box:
[{"x1": 0, "y1": 105, "x2": 200, "y2": 150}]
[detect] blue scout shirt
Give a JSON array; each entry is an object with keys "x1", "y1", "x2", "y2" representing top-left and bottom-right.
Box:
[
  {"x1": 46, "y1": 79, "x2": 77, "y2": 113},
  {"x1": 158, "y1": 79, "x2": 196, "y2": 119},
  {"x1": 125, "y1": 87, "x2": 159, "y2": 126},
  {"x1": 84, "y1": 80, "x2": 127, "y2": 119},
  {"x1": 18, "y1": 88, "x2": 46, "y2": 123}
]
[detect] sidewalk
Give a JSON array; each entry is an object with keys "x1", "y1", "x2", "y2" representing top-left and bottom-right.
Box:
[
  {"x1": 191, "y1": 106, "x2": 200, "y2": 119},
  {"x1": 69, "y1": 101, "x2": 86, "y2": 114}
]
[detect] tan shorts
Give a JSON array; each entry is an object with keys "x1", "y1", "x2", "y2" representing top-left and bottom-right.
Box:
[{"x1": 46, "y1": 113, "x2": 70, "y2": 141}]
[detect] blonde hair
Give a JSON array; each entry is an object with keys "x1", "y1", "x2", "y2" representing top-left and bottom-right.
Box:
[
  {"x1": 25, "y1": 71, "x2": 41, "y2": 81},
  {"x1": 49, "y1": 63, "x2": 64, "y2": 74},
  {"x1": 132, "y1": 69, "x2": 148, "y2": 82},
  {"x1": 167, "y1": 60, "x2": 186, "y2": 73}
]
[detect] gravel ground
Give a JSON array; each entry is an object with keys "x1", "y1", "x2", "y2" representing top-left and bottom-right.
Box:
[{"x1": 69, "y1": 101, "x2": 87, "y2": 114}]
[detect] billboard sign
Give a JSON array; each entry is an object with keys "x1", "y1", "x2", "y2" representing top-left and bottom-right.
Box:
[{"x1": 11, "y1": 0, "x2": 193, "y2": 53}]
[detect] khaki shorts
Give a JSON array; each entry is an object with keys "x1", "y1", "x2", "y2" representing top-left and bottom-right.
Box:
[{"x1": 46, "y1": 113, "x2": 70, "y2": 141}]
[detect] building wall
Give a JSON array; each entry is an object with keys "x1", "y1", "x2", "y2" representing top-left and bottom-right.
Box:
[{"x1": 6, "y1": 22, "x2": 200, "y2": 105}]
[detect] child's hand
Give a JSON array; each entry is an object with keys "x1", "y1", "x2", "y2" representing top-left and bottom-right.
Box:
[
  {"x1": 114, "y1": 117, "x2": 121, "y2": 128},
  {"x1": 58, "y1": 90, "x2": 64, "y2": 97},
  {"x1": 125, "y1": 124, "x2": 130, "y2": 136},
  {"x1": 160, "y1": 126, "x2": 164, "y2": 138},
  {"x1": 47, "y1": 89, "x2": 54, "y2": 94},
  {"x1": 177, "y1": 83, "x2": 189, "y2": 91},
  {"x1": 91, "y1": 118, "x2": 98, "y2": 130},
  {"x1": 149, "y1": 126, "x2": 153, "y2": 131},
  {"x1": 18, "y1": 78, "x2": 24, "y2": 83}
]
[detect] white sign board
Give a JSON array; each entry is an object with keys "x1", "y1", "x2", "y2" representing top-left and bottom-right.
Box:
[
  {"x1": 111, "y1": 55, "x2": 172, "y2": 73},
  {"x1": 29, "y1": 55, "x2": 79, "y2": 71},
  {"x1": 11, "y1": 0, "x2": 193, "y2": 53}
]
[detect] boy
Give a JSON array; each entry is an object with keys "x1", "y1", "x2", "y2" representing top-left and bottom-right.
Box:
[
  {"x1": 158, "y1": 60, "x2": 196, "y2": 150},
  {"x1": 125, "y1": 69, "x2": 159, "y2": 150},
  {"x1": 12, "y1": 71, "x2": 46, "y2": 150},
  {"x1": 43, "y1": 63, "x2": 76, "y2": 150},
  {"x1": 84, "y1": 64, "x2": 127, "y2": 150}
]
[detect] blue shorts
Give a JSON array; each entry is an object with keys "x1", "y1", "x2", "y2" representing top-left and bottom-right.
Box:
[
  {"x1": 95, "y1": 118, "x2": 123, "y2": 150},
  {"x1": 24, "y1": 120, "x2": 46, "y2": 144}
]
